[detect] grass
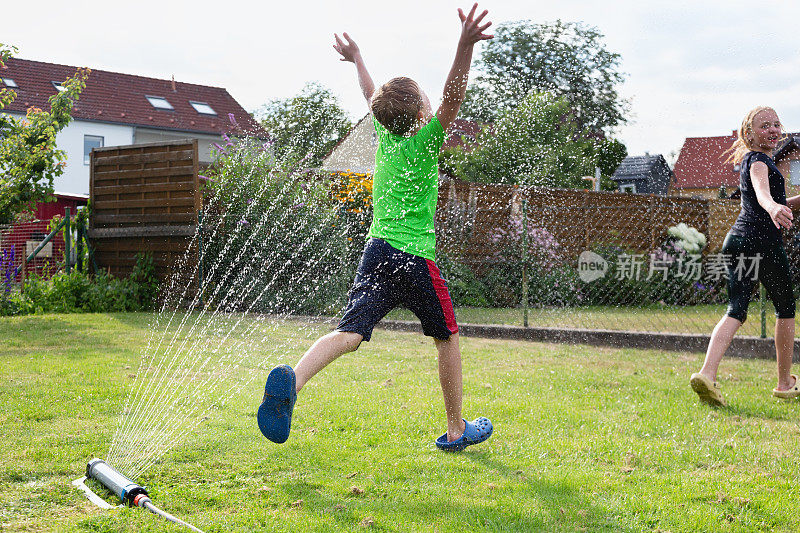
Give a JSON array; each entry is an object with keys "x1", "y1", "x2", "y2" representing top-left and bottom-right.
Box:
[
  {"x1": 388, "y1": 303, "x2": 779, "y2": 336},
  {"x1": 2, "y1": 312, "x2": 800, "y2": 532}
]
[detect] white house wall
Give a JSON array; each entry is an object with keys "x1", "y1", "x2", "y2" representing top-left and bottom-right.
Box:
[
  {"x1": 4, "y1": 113, "x2": 134, "y2": 195},
  {"x1": 2, "y1": 112, "x2": 227, "y2": 195},
  {"x1": 322, "y1": 116, "x2": 377, "y2": 174}
]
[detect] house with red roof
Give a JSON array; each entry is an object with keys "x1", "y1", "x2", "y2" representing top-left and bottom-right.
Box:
[
  {"x1": 1, "y1": 58, "x2": 267, "y2": 196},
  {"x1": 673, "y1": 131, "x2": 800, "y2": 198}
]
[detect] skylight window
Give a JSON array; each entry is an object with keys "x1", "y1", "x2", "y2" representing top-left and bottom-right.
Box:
[
  {"x1": 146, "y1": 95, "x2": 174, "y2": 110},
  {"x1": 2, "y1": 78, "x2": 17, "y2": 88},
  {"x1": 189, "y1": 101, "x2": 217, "y2": 115},
  {"x1": 52, "y1": 81, "x2": 66, "y2": 92}
]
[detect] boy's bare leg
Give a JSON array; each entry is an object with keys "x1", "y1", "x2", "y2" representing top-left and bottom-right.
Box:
[
  {"x1": 774, "y1": 318, "x2": 796, "y2": 390},
  {"x1": 435, "y1": 332, "x2": 466, "y2": 441},
  {"x1": 699, "y1": 316, "x2": 742, "y2": 380},
  {"x1": 294, "y1": 330, "x2": 363, "y2": 392}
]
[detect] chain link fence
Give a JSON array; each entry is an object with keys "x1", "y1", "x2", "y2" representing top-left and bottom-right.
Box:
[
  {"x1": 382, "y1": 181, "x2": 798, "y2": 338},
  {"x1": 5, "y1": 174, "x2": 794, "y2": 342},
  {"x1": 0, "y1": 220, "x2": 67, "y2": 286}
]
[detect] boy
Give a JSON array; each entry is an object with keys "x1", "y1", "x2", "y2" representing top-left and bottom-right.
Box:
[{"x1": 258, "y1": 4, "x2": 494, "y2": 451}]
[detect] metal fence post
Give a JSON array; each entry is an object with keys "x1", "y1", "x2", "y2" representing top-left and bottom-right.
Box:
[
  {"x1": 522, "y1": 198, "x2": 529, "y2": 328},
  {"x1": 76, "y1": 217, "x2": 84, "y2": 273},
  {"x1": 64, "y1": 207, "x2": 71, "y2": 274},
  {"x1": 760, "y1": 282, "x2": 767, "y2": 339},
  {"x1": 198, "y1": 209, "x2": 204, "y2": 308}
]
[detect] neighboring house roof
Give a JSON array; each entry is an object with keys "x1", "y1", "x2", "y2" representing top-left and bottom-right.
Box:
[
  {"x1": 674, "y1": 131, "x2": 800, "y2": 189},
  {"x1": 322, "y1": 114, "x2": 486, "y2": 173},
  {"x1": 321, "y1": 115, "x2": 376, "y2": 174},
  {"x1": 673, "y1": 132, "x2": 738, "y2": 189},
  {"x1": 611, "y1": 153, "x2": 672, "y2": 181},
  {"x1": 1, "y1": 57, "x2": 267, "y2": 138},
  {"x1": 774, "y1": 134, "x2": 800, "y2": 160},
  {"x1": 443, "y1": 118, "x2": 482, "y2": 150}
]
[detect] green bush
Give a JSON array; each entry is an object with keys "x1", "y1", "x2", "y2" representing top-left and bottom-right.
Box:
[{"x1": 0, "y1": 253, "x2": 159, "y2": 316}]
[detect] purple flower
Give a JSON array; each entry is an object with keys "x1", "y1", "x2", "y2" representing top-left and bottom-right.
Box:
[
  {"x1": 212, "y1": 142, "x2": 226, "y2": 154},
  {"x1": 228, "y1": 113, "x2": 237, "y2": 126},
  {"x1": 293, "y1": 202, "x2": 306, "y2": 209},
  {"x1": 1, "y1": 247, "x2": 15, "y2": 293},
  {"x1": 246, "y1": 198, "x2": 254, "y2": 205},
  {"x1": 238, "y1": 217, "x2": 250, "y2": 226}
]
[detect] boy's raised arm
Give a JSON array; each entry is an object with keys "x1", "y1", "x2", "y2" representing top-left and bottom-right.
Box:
[
  {"x1": 334, "y1": 33, "x2": 375, "y2": 107},
  {"x1": 437, "y1": 3, "x2": 493, "y2": 132}
]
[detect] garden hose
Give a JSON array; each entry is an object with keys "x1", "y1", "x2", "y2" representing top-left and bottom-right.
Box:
[{"x1": 85, "y1": 458, "x2": 205, "y2": 533}]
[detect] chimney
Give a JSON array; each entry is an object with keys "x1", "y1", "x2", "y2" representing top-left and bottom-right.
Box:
[{"x1": 171, "y1": 75, "x2": 176, "y2": 92}]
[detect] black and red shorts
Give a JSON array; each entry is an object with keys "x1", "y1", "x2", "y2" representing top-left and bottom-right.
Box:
[{"x1": 337, "y1": 238, "x2": 458, "y2": 341}]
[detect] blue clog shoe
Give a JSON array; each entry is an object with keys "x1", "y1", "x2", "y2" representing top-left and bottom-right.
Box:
[
  {"x1": 435, "y1": 417, "x2": 493, "y2": 452},
  {"x1": 257, "y1": 365, "x2": 297, "y2": 443}
]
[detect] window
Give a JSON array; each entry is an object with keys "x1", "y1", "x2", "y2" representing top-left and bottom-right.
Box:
[
  {"x1": 84, "y1": 135, "x2": 104, "y2": 165},
  {"x1": 51, "y1": 81, "x2": 67, "y2": 92},
  {"x1": 2, "y1": 78, "x2": 17, "y2": 88},
  {"x1": 791, "y1": 160, "x2": 800, "y2": 186},
  {"x1": 189, "y1": 101, "x2": 216, "y2": 115},
  {"x1": 619, "y1": 183, "x2": 637, "y2": 194},
  {"x1": 145, "y1": 95, "x2": 174, "y2": 110}
]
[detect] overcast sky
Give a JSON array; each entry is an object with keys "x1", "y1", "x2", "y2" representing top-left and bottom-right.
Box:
[{"x1": 6, "y1": 0, "x2": 800, "y2": 160}]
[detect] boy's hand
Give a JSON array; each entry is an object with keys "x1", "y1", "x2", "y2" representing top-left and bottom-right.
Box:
[
  {"x1": 437, "y1": 4, "x2": 492, "y2": 131},
  {"x1": 458, "y1": 3, "x2": 493, "y2": 47},
  {"x1": 334, "y1": 32, "x2": 375, "y2": 105},
  {"x1": 333, "y1": 33, "x2": 361, "y2": 63}
]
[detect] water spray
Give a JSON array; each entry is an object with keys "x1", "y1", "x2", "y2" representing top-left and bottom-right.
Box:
[{"x1": 79, "y1": 458, "x2": 205, "y2": 533}]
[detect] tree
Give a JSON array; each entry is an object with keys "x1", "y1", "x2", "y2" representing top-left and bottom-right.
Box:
[
  {"x1": 0, "y1": 44, "x2": 90, "y2": 223},
  {"x1": 460, "y1": 20, "x2": 628, "y2": 133},
  {"x1": 447, "y1": 92, "x2": 626, "y2": 189},
  {"x1": 257, "y1": 83, "x2": 352, "y2": 168}
]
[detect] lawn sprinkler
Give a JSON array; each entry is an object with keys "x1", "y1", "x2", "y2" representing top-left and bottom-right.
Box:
[{"x1": 77, "y1": 458, "x2": 205, "y2": 533}]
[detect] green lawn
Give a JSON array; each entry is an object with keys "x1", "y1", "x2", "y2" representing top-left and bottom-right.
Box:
[
  {"x1": 388, "y1": 303, "x2": 778, "y2": 336},
  {"x1": 2, "y1": 313, "x2": 799, "y2": 532}
]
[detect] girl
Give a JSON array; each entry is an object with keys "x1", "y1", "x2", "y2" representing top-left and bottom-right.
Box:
[{"x1": 691, "y1": 106, "x2": 800, "y2": 405}]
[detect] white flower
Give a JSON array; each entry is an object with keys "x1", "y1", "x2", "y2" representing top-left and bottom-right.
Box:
[{"x1": 668, "y1": 223, "x2": 706, "y2": 253}]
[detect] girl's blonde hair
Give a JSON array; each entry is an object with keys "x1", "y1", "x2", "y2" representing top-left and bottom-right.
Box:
[{"x1": 725, "y1": 106, "x2": 784, "y2": 164}]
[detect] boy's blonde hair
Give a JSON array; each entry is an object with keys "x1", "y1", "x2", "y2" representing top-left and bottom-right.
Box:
[
  {"x1": 726, "y1": 106, "x2": 785, "y2": 164},
  {"x1": 371, "y1": 77, "x2": 423, "y2": 136}
]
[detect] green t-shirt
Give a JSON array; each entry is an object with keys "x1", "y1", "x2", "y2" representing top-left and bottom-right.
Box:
[{"x1": 367, "y1": 115, "x2": 446, "y2": 260}]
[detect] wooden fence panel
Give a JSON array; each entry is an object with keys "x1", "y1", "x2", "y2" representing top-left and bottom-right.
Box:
[{"x1": 88, "y1": 140, "x2": 200, "y2": 282}]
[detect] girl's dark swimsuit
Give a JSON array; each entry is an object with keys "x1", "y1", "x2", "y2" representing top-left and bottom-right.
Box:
[{"x1": 725, "y1": 151, "x2": 794, "y2": 321}]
